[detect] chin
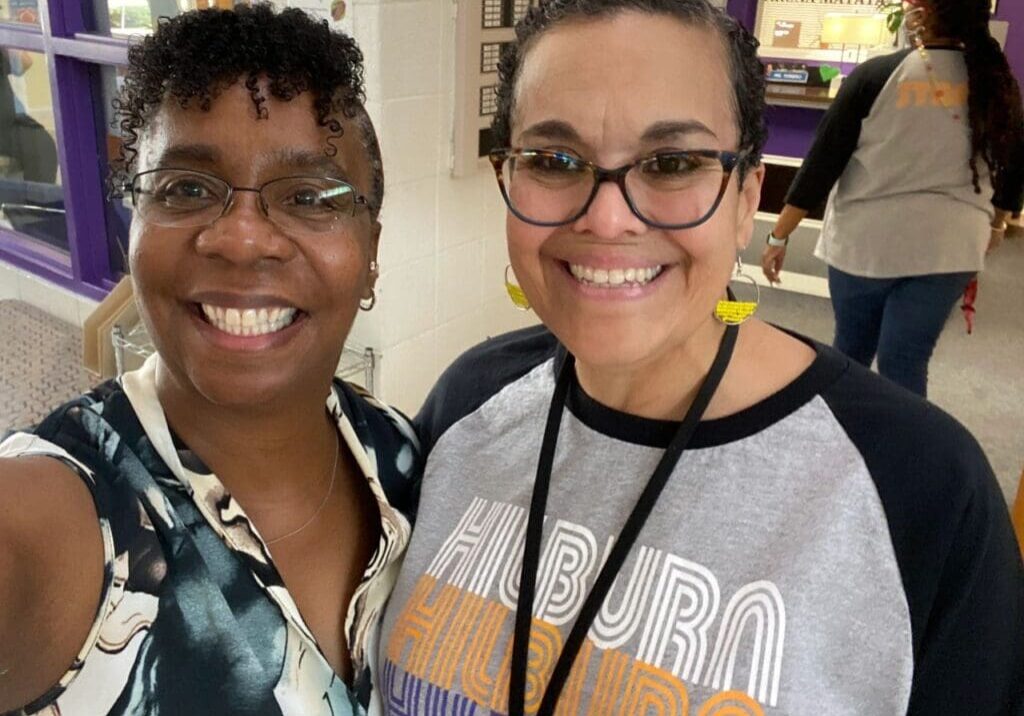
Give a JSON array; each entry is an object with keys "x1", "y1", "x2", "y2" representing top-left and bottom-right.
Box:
[
  {"x1": 555, "y1": 321, "x2": 670, "y2": 372},
  {"x1": 187, "y1": 365, "x2": 300, "y2": 410}
]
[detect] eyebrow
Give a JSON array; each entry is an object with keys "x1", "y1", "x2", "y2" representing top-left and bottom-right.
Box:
[
  {"x1": 260, "y1": 148, "x2": 348, "y2": 179},
  {"x1": 517, "y1": 118, "x2": 719, "y2": 148},
  {"x1": 641, "y1": 120, "x2": 719, "y2": 143},
  {"x1": 518, "y1": 120, "x2": 584, "y2": 145},
  {"x1": 154, "y1": 145, "x2": 348, "y2": 179},
  {"x1": 154, "y1": 144, "x2": 220, "y2": 167}
]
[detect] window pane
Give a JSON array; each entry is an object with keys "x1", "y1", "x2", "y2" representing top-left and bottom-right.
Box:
[
  {"x1": 95, "y1": 64, "x2": 131, "y2": 275},
  {"x1": 0, "y1": 0, "x2": 41, "y2": 26},
  {"x1": 0, "y1": 47, "x2": 68, "y2": 254},
  {"x1": 89, "y1": 1, "x2": 351, "y2": 37}
]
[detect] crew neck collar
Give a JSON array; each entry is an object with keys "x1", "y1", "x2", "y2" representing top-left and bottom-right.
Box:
[{"x1": 562, "y1": 333, "x2": 849, "y2": 450}]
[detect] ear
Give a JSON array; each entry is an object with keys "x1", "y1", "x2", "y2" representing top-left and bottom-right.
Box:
[
  {"x1": 734, "y1": 163, "x2": 766, "y2": 252},
  {"x1": 363, "y1": 219, "x2": 381, "y2": 300}
]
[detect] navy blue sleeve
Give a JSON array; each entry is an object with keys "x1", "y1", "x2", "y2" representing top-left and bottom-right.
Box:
[
  {"x1": 786, "y1": 51, "x2": 910, "y2": 210},
  {"x1": 414, "y1": 325, "x2": 558, "y2": 457},
  {"x1": 993, "y1": 131, "x2": 1024, "y2": 213},
  {"x1": 823, "y1": 367, "x2": 1024, "y2": 715}
]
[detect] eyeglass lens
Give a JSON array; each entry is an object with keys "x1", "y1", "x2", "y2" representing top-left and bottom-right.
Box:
[
  {"x1": 132, "y1": 169, "x2": 359, "y2": 234},
  {"x1": 501, "y1": 151, "x2": 728, "y2": 228}
]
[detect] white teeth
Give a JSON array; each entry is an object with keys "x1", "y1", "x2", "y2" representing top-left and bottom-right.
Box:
[
  {"x1": 199, "y1": 304, "x2": 298, "y2": 337},
  {"x1": 568, "y1": 263, "x2": 664, "y2": 288}
]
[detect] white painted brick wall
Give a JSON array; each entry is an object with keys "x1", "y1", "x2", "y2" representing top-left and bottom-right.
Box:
[{"x1": 353, "y1": 0, "x2": 538, "y2": 415}]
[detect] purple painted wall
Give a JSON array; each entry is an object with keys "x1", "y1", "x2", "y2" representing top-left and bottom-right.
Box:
[{"x1": 994, "y1": 2, "x2": 1023, "y2": 83}]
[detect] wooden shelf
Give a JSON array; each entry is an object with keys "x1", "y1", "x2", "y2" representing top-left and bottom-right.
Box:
[{"x1": 766, "y1": 84, "x2": 834, "y2": 109}]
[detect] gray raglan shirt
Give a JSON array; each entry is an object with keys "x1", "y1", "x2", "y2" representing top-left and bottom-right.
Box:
[
  {"x1": 787, "y1": 48, "x2": 1024, "y2": 279},
  {"x1": 379, "y1": 326, "x2": 1023, "y2": 716}
]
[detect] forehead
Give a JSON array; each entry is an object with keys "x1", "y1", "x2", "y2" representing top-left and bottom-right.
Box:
[
  {"x1": 137, "y1": 81, "x2": 372, "y2": 188},
  {"x1": 513, "y1": 12, "x2": 736, "y2": 152}
]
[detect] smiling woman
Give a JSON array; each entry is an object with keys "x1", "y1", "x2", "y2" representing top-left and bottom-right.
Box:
[
  {"x1": 0, "y1": 5, "x2": 418, "y2": 716},
  {"x1": 379, "y1": 1, "x2": 1024, "y2": 714}
]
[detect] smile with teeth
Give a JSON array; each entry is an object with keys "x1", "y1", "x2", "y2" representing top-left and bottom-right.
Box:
[
  {"x1": 200, "y1": 304, "x2": 299, "y2": 337},
  {"x1": 568, "y1": 263, "x2": 665, "y2": 288}
]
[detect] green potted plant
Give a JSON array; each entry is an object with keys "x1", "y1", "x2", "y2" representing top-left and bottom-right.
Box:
[{"x1": 877, "y1": 1, "x2": 905, "y2": 34}]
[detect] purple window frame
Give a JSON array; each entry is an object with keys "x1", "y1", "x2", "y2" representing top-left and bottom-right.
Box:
[{"x1": 0, "y1": 0, "x2": 126, "y2": 301}]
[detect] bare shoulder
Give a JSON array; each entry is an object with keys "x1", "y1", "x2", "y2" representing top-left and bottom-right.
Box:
[{"x1": 0, "y1": 455, "x2": 105, "y2": 712}]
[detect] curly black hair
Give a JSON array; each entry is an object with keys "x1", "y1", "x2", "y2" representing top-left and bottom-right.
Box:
[
  {"x1": 491, "y1": 0, "x2": 767, "y2": 177},
  {"x1": 110, "y1": 2, "x2": 384, "y2": 214},
  {"x1": 924, "y1": 0, "x2": 1023, "y2": 198}
]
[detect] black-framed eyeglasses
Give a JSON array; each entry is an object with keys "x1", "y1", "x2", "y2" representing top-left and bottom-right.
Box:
[
  {"x1": 488, "y1": 148, "x2": 747, "y2": 230},
  {"x1": 127, "y1": 168, "x2": 370, "y2": 235}
]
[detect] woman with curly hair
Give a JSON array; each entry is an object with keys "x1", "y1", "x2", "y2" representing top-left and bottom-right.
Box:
[
  {"x1": 0, "y1": 4, "x2": 417, "y2": 715},
  {"x1": 762, "y1": 0, "x2": 1024, "y2": 398}
]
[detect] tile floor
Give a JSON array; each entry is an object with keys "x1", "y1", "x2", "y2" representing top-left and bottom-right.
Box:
[{"x1": 0, "y1": 300, "x2": 93, "y2": 432}]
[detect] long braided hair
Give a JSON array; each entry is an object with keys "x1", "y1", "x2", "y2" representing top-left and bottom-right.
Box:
[{"x1": 925, "y1": 0, "x2": 1022, "y2": 193}]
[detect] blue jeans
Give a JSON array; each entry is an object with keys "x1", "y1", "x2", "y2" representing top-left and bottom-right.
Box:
[{"x1": 828, "y1": 267, "x2": 975, "y2": 397}]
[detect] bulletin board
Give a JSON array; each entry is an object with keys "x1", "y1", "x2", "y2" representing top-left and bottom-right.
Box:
[
  {"x1": 452, "y1": 0, "x2": 538, "y2": 177},
  {"x1": 754, "y1": 0, "x2": 889, "y2": 62},
  {"x1": 264, "y1": 0, "x2": 349, "y2": 28}
]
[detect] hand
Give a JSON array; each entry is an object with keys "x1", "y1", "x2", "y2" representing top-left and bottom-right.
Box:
[
  {"x1": 762, "y1": 244, "x2": 787, "y2": 284},
  {"x1": 987, "y1": 227, "x2": 1005, "y2": 254}
]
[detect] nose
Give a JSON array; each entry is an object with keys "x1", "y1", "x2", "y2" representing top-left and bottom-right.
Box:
[
  {"x1": 570, "y1": 178, "x2": 648, "y2": 240},
  {"x1": 194, "y1": 190, "x2": 296, "y2": 265}
]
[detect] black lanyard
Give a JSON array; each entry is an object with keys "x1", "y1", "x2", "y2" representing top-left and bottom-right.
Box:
[{"x1": 508, "y1": 324, "x2": 738, "y2": 716}]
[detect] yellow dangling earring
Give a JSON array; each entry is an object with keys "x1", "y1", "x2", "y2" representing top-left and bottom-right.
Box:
[
  {"x1": 715, "y1": 256, "x2": 760, "y2": 325},
  {"x1": 505, "y1": 265, "x2": 531, "y2": 311}
]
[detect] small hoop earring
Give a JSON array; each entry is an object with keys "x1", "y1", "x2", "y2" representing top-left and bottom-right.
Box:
[
  {"x1": 360, "y1": 291, "x2": 377, "y2": 311},
  {"x1": 369, "y1": 260, "x2": 379, "y2": 274},
  {"x1": 715, "y1": 256, "x2": 759, "y2": 325},
  {"x1": 505, "y1": 265, "x2": 531, "y2": 311}
]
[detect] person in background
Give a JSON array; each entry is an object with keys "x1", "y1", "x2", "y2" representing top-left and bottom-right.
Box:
[
  {"x1": 379, "y1": 0, "x2": 1023, "y2": 714},
  {"x1": 0, "y1": 47, "x2": 58, "y2": 183},
  {"x1": 0, "y1": 5, "x2": 418, "y2": 714},
  {"x1": 761, "y1": 0, "x2": 1024, "y2": 398}
]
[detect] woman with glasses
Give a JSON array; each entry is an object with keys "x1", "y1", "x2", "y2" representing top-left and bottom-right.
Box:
[
  {"x1": 380, "y1": 0, "x2": 1022, "y2": 714},
  {"x1": 0, "y1": 6, "x2": 417, "y2": 715},
  {"x1": 762, "y1": 0, "x2": 1024, "y2": 398}
]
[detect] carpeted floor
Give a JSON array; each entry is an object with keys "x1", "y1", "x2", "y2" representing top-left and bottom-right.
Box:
[{"x1": 0, "y1": 300, "x2": 93, "y2": 433}]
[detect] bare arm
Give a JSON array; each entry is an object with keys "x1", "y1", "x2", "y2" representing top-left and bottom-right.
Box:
[
  {"x1": 987, "y1": 208, "x2": 1013, "y2": 254},
  {"x1": 761, "y1": 205, "x2": 810, "y2": 284},
  {"x1": 0, "y1": 457, "x2": 104, "y2": 712},
  {"x1": 772, "y1": 204, "x2": 809, "y2": 241}
]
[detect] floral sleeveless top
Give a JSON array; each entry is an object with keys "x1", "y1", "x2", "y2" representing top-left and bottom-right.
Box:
[{"x1": 0, "y1": 355, "x2": 420, "y2": 716}]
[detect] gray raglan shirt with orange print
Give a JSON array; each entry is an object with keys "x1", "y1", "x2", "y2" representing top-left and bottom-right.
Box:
[{"x1": 787, "y1": 48, "x2": 1024, "y2": 279}]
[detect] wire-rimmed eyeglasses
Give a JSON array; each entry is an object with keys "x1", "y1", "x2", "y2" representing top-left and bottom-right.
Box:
[
  {"x1": 488, "y1": 148, "x2": 747, "y2": 230},
  {"x1": 127, "y1": 168, "x2": 370, "y2": 235}
]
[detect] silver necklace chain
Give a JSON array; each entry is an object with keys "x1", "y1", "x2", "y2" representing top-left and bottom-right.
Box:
[{"x1": 265, "y1": 434, "x2": 340, "y2": 546}]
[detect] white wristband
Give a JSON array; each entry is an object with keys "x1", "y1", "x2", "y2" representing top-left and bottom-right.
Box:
[{"x1": 766, "y1": 231, "x2": 789, "y2": 247}]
